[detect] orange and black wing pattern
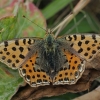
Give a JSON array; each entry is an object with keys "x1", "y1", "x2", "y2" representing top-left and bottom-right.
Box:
[{"x1": 53, "y1": 50, "x2": 85, "y2": 85}]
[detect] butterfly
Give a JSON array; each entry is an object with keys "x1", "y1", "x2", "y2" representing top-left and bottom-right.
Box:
[{"x1": 0, "y1": 32, "x2": 100, "y2": 87}]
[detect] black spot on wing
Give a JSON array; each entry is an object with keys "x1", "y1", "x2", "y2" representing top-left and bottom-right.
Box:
[
  {"x1": 92, "y1": 50, "x2": 96, "y2": 54},
  {"x1": 78, "y1": 41, "x2": 82, "y2": 46},
  {"x1": 65, "y1": 72, "x2": 68, "y2": 76},
  {"x1": 28, "y1": 39, "x2": 32, "y2": 44},
  {"x1": 2, "y1": 56, "x2": 6, "y2": 60},
  {"x1": 97, "y1": 46, "x2": 100, "y2": 50},
  {"x1": 74, "y1": 61, "x2": 77, "y2": 64},
  {"x1": 70, "y1": 43, "x2": 74, "y2": 47},
  {"x1": 35, "y1": 61, "x2": 39, "y2": 65},
  {"x1": 73, "y1": 35, "x2": 77, "y2": 40},
  {"x1": 94, "y1": 40, "x2": 97, "y2": 43},
  {"x1": 68, "y1": 36, "x2": 72, "y2": 41},
  {"x1": 26, "y1": 75, "x2": 30, "y2": 80},
  {"x1": 64, "y1": 67, "x2": 67, "y2": 70},
  {"x1": 12, "y1": 63, "x2": 16, "y2": 67},
  {"x1": 32, "y1": 75, "x2": 35, "y2": 78},
  {"x1": 29, "y1": 69, "x2": 32, "y2": 73},
  {"x1": 4, "y1": 48, "x2": 7, "y2": 51},
  {"x1": 89, "y1": 56, "x2": 93, "y2": 59},
  {"x1": 15, "y1": 40, "x2": 19, "y2": 45},
  {"x1": 37, "y1": 74, "x2": 40, "y2": 77},
  {"x1": 64, "y1": 59, "x2": 68, "y2": 63},
  {"x1": 37, "y1": 79, "x2": 42, "y2": 83},
  {"x1": 16, "y1": 59, "x2": 20, "y2": 63},
  {"x1": 78, "y1": 48, "x2": 83, "y2": 53},
  {"x1": 92, "y1": 44, "x2": 96, "y2": 47},
  {"x1": 4, "y1": 41, "x2": 8, "y2": 47},
  {"x1": 33, "y1": 67, "x2": 36, "y2": 72},
  {"x1": 87, "y1": 47, "x2": 91, "y2": 51},
  {"x1": 28, "y1": 48, "x2": 31, "y2": 51},
  {"x1": 19, "y1": 54, "x2": 25, "y2": 59},
  {"x1": 43, "y1": 75, "x2": 46, "y2": 78},
  {"x1": 12, "y1": 55, "x2": 16, "y2": 58},
  {"x1": 7, "y1": 59, "x2": 12, "y2": 63},
  {"x1": 19, "y1": 47, "x2": 24, "y2": 52},
  {"x1": 41, "y1": 69, "x2": 45, "y2": 72},
  {"x1": 6, "y1": 52, "x2": 10, "y2": 55},
  {"x1": 12, "y1": 47, "x2": 16, "y2": 51},
  {"x1": 23, "y1": 39, "x2": 26, "y2": 44},
  {"x1": 64, "y1": 77, "x2": 69, "y2": 81},
  {"x1": 81, "y1": 35, "x2": 85, "y2": 40},
  {"x1": 37, "y1": 69, "x2": 40, "y2": 72},
  {"x1": 30, "y1": 60, "x2": 32, "y2": 62},
  {"x1": 22, "y1": 69, "x2": 26, "y2": 74},
  {"x1": 84, "y1": 52, "x2": 88, "y2": 56},
  {"x1": 0, "y1": 51, "x2": 3, "y2": 54},
  {"x1": 26, "y1": 64, "x2": 29, "y2": 67},
  {"x1": 72, "y1": 66, "x2": 75, "y2": 70},
  {"x1": 59, "y1": 74, "x2": 62, "y2": 77},
  {"x1": 85, "y1": 40, "x2": 89, "y2": 44},
  {"x1": 43, "y1": 79, "x2": 48, "y2": 82}
]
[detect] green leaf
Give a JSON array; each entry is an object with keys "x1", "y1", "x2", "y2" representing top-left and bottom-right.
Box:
[
  {"x1": 60, "y1": 12, "x2": 100, "y2": 35},
  {"x1": 0, "y1": 63, "x2": 24, "y2": 100},
  {"x1": 17, "y1": 3, "x2": 46, "y2": 38},
  {"x1": 0, "y1": 16, "x2": 18, "y2": 40},
  {"x1": 42, "y1": 0, "x2": 73, "y2": 19}
]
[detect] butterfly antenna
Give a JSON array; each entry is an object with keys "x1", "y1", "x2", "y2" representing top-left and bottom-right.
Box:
[{"x1": 23, "y1": 15, "x2": 47, "y2": 32}]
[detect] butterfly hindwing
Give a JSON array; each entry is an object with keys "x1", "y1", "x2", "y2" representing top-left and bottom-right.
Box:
[
  {"x1": 19, "y1": 52, "x2": 52, "y2": 87},
  {"x1": 53, "y1": 50, "x2": 85, "y2": 85}
]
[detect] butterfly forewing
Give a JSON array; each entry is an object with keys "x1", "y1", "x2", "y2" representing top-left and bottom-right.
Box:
[
  {"x1": 0, "y1": 38, "x2": 41, "y2": 69},
  {"x1": 65, "y1": 34, "x2": 100, "y2": 61}
]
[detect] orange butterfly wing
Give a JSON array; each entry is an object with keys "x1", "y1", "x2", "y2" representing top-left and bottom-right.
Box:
[
  {"x1": 0, "y1": 38, "x2": 41, "y2": 69},
  {"x1": 53, "y1": 34, "x2": 100, "y2": 85},
  {"x1": 19, "y1": 52, "x2": 52, "y2": 87},
  {"x1": 65, "y1": 34, "x2": 100, "y2": 61},
  {"x1": 53, "y1": 50, "x2": 85, "y2": 85}
]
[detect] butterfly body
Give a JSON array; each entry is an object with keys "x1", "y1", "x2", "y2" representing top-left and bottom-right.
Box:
[
  {"x1": 37, "y1": 34, "x2": 67, "y2": 79},
  {"x1": 0, "y1": 33, "x2": 100, "y2": 87}
]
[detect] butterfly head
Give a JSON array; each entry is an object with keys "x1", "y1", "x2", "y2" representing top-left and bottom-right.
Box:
[{"x1": 43, "y1": 32, "x2": 57, "y2": 53}]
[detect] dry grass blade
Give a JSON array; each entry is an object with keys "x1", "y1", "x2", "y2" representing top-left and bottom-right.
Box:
[{"x1": 52, "y1": 0, "x2": 91, "y2": 37}]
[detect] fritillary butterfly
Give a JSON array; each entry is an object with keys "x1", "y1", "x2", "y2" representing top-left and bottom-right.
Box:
[{"x1": 0, "y1": 33, "x2": 100, "y2": 87}]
